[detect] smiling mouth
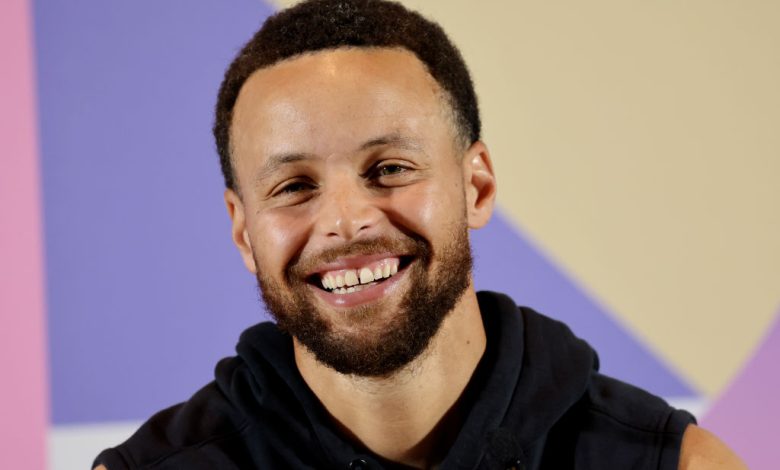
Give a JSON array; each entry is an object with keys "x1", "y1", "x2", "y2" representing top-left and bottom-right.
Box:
[{"x1": 307, "y1": 256, "x2": 414, "y2": 295}]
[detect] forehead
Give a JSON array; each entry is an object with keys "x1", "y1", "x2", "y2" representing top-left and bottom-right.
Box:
[{"x1": 230, "y1": 48, "x2": 455, "y2": 166}]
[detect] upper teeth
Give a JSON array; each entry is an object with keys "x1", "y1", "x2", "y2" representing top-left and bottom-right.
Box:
[{"x1": 320, "y1": 259, "x2": 399, "y2": 291}]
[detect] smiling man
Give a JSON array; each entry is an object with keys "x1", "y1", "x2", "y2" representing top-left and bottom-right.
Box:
[{"x1": 94, "y1": 1, "x2": 745, "y2": 469}]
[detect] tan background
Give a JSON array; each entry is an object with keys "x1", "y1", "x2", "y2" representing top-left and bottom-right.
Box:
[{"x1": 274, "y1": 0, "x2": 780, "y2": 397}]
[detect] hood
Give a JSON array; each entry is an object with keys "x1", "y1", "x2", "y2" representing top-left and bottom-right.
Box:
[{"x1": 442, "y1": 291, "x2": 598, "y2": 469}]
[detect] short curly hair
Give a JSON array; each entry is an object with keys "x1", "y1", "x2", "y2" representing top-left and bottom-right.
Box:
[{"x1": 213, "y1": 0, "x2": 481, "y2": 191}]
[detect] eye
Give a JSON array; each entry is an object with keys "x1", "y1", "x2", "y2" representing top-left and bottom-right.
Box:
[
  {"x1": 280, "y1": 181, "x2": 310, "y2": 193},
  {"x1": 366, "y1": 161, "x2": 417, "y2": 188},
  {"x1": 273, "y1": 179, "x2": 316, "y2": 197},
  {"x1": 375, "y1": 164, "x2": 408, "y2": 177}
]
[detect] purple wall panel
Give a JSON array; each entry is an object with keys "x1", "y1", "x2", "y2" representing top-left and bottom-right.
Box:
[{"x1": 34, "y1": 0, "x2": 275, "y2": 424}]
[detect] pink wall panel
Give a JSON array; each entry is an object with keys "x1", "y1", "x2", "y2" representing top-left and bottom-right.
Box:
[
  {"x1": 0, "y1": 0, "x2": 49, "y2": 469},
  {"x1": 702, "y1": 310, "x2": 780, "y2": 470}
]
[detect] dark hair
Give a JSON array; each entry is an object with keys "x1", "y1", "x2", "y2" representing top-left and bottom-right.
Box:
[{"x1": 213, "y1": 0, "x2": 481, "y2": 191}]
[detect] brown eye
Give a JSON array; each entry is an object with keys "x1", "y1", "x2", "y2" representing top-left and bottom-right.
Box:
[
  {"x1": 274, "y1": 179, "x2": 316, "y2": 197},
  {"x1": 376, "y1": 164, "x2": 407, "y2": 177},
  {"x1": 279, "y1": 182, "x2": 310, "y2": 193}
]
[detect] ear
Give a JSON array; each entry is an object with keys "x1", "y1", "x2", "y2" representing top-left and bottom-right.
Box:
[
  {"x1": 224, "y1": 189, "x2": 258, "y2": 273},
  {"x1": 462, "y1": 141, "x2": 497, "y2": 229}
]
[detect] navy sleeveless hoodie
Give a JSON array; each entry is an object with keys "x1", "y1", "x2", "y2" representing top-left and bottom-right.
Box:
[{"x1": 95, "y1": 291, "x2": 695, "y2": 469}]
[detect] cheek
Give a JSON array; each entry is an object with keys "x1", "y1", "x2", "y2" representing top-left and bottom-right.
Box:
[
  {"x1": 249, "y1": 211, "x2": 311, "y2": 274},
  {"x1": 387, "y1": 179, "x2": 465, "y2": 240}
]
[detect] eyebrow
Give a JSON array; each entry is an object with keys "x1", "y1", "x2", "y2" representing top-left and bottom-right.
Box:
[
  {"x1": 254, "y1": 152, "x2": 313, "y2": 186},
  {"x1": 255, "y1": 133, "x2": 428, "y2": 185},
  {"x1": 358, "y1": 133, "x2": 426, "y2": 154}
]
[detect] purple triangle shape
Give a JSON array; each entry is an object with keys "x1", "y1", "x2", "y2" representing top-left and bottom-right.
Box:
[{"x1": 472, "y1": 209, "x2": 696, "y2": 398}]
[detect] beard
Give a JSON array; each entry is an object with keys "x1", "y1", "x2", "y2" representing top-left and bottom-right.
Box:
[{"x1": 254, "y1": 223, "x2": 473, "y2": 377}]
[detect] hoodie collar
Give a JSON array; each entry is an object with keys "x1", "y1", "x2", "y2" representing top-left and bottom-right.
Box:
[{"x1": 234, "y1": 291, "x2": 596, "y2": 469}]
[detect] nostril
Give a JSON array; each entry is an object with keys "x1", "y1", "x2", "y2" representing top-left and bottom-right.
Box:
[{"x1": 316, "y1": 196, "x2": 383, "y2": 240}]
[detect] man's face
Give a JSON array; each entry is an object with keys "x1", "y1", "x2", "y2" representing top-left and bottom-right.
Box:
[{"x1": 227, "y1": 48, "x2": 485, "y2": 376}]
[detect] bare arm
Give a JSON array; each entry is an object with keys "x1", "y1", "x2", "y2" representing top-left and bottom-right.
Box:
[{"x1": 679, "y1": 425, "x2": 748, "y2": 470}]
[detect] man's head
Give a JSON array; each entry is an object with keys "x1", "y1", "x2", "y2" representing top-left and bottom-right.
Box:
[
  {"x1": 214, "y1": 0, "x2": 481, "y2": 192},
  {"x1": 218, "y1": 1, "x2": 496, "y2": 377}
]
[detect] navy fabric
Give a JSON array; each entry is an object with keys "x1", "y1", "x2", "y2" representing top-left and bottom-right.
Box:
[{"x1": 94, "y1": 291, "x2": 695, "y2": 469}]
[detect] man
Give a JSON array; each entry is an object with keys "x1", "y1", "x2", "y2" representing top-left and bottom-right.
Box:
[{"x1": 94, "y1": 0, "x2": 746, "y2": 468}]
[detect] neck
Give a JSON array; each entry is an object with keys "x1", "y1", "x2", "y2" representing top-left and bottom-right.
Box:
[{"x1": 293, "y1": 287, "x2": 486, "y2": 469}]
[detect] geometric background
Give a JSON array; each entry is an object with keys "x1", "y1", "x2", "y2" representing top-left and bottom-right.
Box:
[{"x1": 1, "y1": 0, "x2": 777, "y2": 468}]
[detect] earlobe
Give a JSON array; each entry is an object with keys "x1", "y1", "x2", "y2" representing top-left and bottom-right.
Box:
[
  {"x1": 224, "y1": 189, "x2": 258, "y2": 273},
  {"x1": 463, "y1": 141, "x2": 497, "y2": 229}
]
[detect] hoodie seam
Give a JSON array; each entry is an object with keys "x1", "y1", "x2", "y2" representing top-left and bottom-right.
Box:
[{"x1": 586, "y1": 405, "x2": 680, "y2": 436}]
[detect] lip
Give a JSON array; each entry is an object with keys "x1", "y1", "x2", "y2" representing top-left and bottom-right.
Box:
[
  {"x1": 309, "y1": 259, "x2": 411, "y2": 308},
  {"x1": 307, "y1": 252, "x2": 406, "y2": 277}
]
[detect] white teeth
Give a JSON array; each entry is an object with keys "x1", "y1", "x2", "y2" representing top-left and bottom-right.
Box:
[
  {"x1": 333, "y1": 285, "x2": 361, "y2": 294},
  {"x1": 321, "y1": 259, "x2": 403, "y2": 292},
  {"x1": 359, "y1": 267, "x2": 374, "y2": 284},
  {"x1": 344, "y1": 270, "x2": 359, "y2": 287}
]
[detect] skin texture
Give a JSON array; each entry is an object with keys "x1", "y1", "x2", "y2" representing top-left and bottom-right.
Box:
[
  {"x1": 95, "y1": 48, "x2": 745, "y2": 470},
  {"x1": 680, "y1": 425, "x2": 749, "y2": 470}
]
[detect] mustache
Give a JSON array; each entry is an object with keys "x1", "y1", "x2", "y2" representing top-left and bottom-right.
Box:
[{"x1": 287, "y1": 236, "x2": 430, "y2": 280}]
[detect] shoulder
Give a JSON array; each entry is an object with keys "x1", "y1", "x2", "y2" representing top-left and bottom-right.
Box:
[
  {"x1": 586, "y1": 373, "x2": 690, "y2": 430},
  {"x1": 679, "y1": 425, "x2": 747, "y2": 470},
  {"x1": 547, "y1": 373, "x2": 698, "y2": 469},
  {"x1": 578, "y1": 377, "x2": 743, "y2": 469},
  {"x1": 93, "y1": 358, "x2": 253, "y2": 469}
]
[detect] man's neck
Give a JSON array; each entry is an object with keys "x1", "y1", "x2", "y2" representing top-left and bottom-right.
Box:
[{"x1": 293, "y1": 288, "x2": 487, "y2": 469}]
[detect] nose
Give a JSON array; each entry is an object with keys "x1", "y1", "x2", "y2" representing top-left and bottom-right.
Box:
[{"x1": 314, "y1": 174, "x2": 383, "y2": 241}]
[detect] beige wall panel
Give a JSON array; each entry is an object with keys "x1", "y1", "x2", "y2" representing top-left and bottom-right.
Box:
[{"x1": 272, "y1": 0, "x2": 780, "y2": 396}]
